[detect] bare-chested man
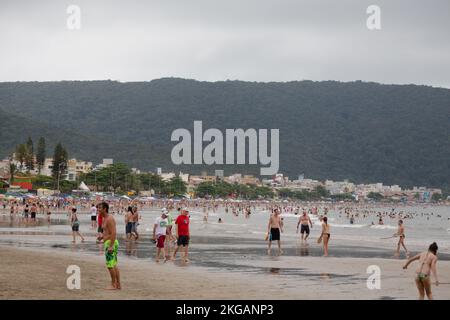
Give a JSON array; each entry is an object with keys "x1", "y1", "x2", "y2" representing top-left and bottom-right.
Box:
[
  {"x1": 403, "y1": 242, "x2": 439, "y2": 300},
  {"x1": 98, "y1": 202, "x2": 121, "y2": 290},
  {"x1": 131, "y1": 206, "x2": 139, "y2": 240},
  {"x1": 394, "y1": 220, "x2": 409, "y2": 257},
  {"x1": 296, "y1": 210, "x2": 313, "y2": 241},
  {"x1": 124, "y1": 206, "x2": 133, "y2": 240},
  {"x1": 267, "y1": 208, "x2": 283, "y2": 255}
]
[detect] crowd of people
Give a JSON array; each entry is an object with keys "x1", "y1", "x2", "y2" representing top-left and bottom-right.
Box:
[{"x1": 0, "y1": 197, "x2": 444, "y2": 298}]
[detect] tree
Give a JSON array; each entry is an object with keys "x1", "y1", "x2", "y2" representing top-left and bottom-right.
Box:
[
  {"x1": 36, "y1": 137, "x2": 46, "y2": 174},
  {"x1": 431, "y1": 193, "x2": 442, "y2": 202},
  {"x1": 52, "y1": 143, "x2": 68, "y2": 189},
  {"x1": 163, "y1": 177, "x2": 187, "y2": 196},
  {"x1": 195, "y1": 182, "x2": 216, "y2": 198},
  {"x1": 8, "y1": 155, "x2": 17, "y2": 186},
  {"x1": 15, "y1": 144, "x2": 27, "y2": 170},
  {"x1": 367, "y1": 192, "x2": 383, "y2": 201},
  {"x1": 25, "y1": 137, "x2": 34, "y2": 172}
]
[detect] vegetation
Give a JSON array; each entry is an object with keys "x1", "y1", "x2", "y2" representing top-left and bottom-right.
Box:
[
  {"x1": 51, "y1": 143, "x2": 68, "y2": 189},
  {"x1": 36, "y1": 137, "x2": 46, "y2": 174},
  {"x1": 195, "y1": 181, "x2": 274, "y2": 199},
  {"x1": 0, "y1": 79, "x2": 449, "y2": 189},
  {"x1": 367, "y1": 192, "x2": 384, "y2": 201},
  {"x1": 276, "y1": 185, "x2": 331, "y2": 201}
]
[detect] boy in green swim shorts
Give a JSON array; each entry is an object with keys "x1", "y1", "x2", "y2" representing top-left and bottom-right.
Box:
[
  {"x1": 104, "y1": 239, "x2": 119, "y2": 268},
  {"x1": 98, "y1": 202, "x2": 121, "y2": 290}
]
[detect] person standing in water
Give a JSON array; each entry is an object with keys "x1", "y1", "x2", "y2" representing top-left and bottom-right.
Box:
[
  {"x1": 124, "y1": 206, "x2": 134, "y2": 240},
  {"x1": 267, "y1": 208, "x2": 283, "y2": 255},
  {"x1": 296, "y1": 210, "x2": 313, "y2": 241},
  {"x1": 403, "y1": 242, "x2": 439, "y2": 300},
  {"x1": 131, "y1": 206, "x2": 139, "y2": 241},
  {"x1": 172, "y1": 209, "x2": 190, "y2": 262},
  {"x1": 153, "y1": 210, "x2": 169, "y2": 263},
  {"x1": 90, "y1": 203, "x2": 97, "y2": 229},
  {"x1": 70, "y1": 208, "x2": 85, "y2": 243},
  {"x1": 394, "y1": 220, "x2": 409, "y2": 257},
  {"x1": 98, "y1": 202, "x2": 121, "y2": 290},
  {"x1": 96, "y1": 204, "x2": 104, "y2": 243},
  {"x1": 318, "y1": 216, "x2": 330, "y2": 257}
]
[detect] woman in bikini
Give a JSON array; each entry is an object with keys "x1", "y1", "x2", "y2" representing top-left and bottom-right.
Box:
[
  {"x1": 394, "y1": 220, "x2": 409, "y2": 257},
  {"x1": 319, "y1": 216, "x2": 330, "y2": 257},
  {"x1": 403, "y1": 242, "x2": 439, "y2": 300}
]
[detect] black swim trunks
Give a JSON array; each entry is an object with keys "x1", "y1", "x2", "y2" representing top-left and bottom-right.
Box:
[
  {"x1": 270, "y1": 228, "x2": 280, "y2": 241},
  {"x1": 300, "y1": 224, "x2": 310, "y2": 235},
  {"x1": 177, "y1": 235, "x2": 190, "y2": 247},
  {"x1": 125, "y1": 222, "x2": 133, "y2": 234}
]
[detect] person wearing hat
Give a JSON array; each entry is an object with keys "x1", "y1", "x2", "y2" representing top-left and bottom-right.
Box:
[
  {"x1": 153, "y1": 210, "x2": 169, "y2": 262},
  {"x1": 163, "y1": 208, "x2": 176, "y2": 258}
]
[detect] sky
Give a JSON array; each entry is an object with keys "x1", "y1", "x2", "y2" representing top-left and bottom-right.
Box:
[{"x1": 0, "y1": 0, "x2": 449, "y2": 87}]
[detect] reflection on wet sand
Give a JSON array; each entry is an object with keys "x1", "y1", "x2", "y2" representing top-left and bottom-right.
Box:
[{"x1": 269, "y1": 267, "x2": 280, "y2": 274}]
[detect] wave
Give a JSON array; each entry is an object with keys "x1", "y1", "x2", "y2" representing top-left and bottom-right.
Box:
[
  {"x1": 329, "y1": 223, "x2": 368, "y2": 228},
  {"x1": 370, "y1": 225, "x2": 397, "y2": 230}
]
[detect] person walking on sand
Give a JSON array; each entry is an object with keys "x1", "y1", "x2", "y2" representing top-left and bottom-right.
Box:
[
  {"x1": 403, "y1": 242, "x2": 439, "y2": 300},
  {"x1": 172, "y1": 209, "x2": 190, "y2": 262},
  {"x1": 267, "y1": 208, "x2": 283, "y2": 255},
  {"x1": 153, "y1": 210, "x2": 169, "y2": 263},
  {"x1": 394, "y1": 220, "x2": 409, "y2": 257},
  {"x1": 70, "y1": 208, "x2": 85, "y2": 243},
  {"x1": 297, "y1": 210, "x2": 313, "y2": 241},
  {"x1": 318, "y1": 216, "x2": 330, "y2": 257},
  {"x1": 98, "y1": 202, "x2": 121, "y2": 290}
]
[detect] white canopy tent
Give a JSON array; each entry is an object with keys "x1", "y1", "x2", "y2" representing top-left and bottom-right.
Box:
[{"x1": 78, "y1": 181, "x2": 90, "y2": 192}]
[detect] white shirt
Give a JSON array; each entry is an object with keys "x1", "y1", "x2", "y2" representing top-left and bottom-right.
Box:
[
  {"x1": 154, "y1": 217, "x2": 168, "y2": 236},
  {"x1": 90, "y1": 206, "x2": 97, "y2": 217}
]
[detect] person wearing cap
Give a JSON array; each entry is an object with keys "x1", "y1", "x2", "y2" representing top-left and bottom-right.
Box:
[
  {"x1": 163, "y1": 208, "x2": 176, "y2": 258},
  {"x1": 153, "y1": 210, "x2": 169, "y2": 263},
  {"x1": 172, "y1": 209, "x2": 190, "y2": 262}
]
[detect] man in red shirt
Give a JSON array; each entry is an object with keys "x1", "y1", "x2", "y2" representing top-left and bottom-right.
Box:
[{"x1": 172, "y1": 209, "x2": 190, "y2": 262}]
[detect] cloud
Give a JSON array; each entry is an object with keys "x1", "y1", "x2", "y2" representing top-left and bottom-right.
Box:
[{"x1": 0, "y1": 0, "x2": 448, "y2": 87}]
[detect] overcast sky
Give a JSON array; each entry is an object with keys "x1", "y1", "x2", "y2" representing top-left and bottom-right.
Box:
[{"x1": 1, "y1": 0, "x2": 449, "y2": 87}]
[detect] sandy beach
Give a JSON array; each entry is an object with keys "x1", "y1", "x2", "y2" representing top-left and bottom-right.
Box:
[{"x1": 2, "y1": 244, "x2": 450, "y2": 300}]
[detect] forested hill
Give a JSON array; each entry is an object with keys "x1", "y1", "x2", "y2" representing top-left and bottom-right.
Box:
[{"x1": 0, "y1": 79, "x2": 449, "y2": 189}]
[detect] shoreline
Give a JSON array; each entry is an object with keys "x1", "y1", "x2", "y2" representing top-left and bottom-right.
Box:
[{"x1": 1, "y1": 244, "x2": 450, "y2": 300}]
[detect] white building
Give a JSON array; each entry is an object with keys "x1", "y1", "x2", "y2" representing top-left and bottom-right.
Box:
[
  {"x1": 160, "y1": 172, "x2": 176, "y2": 182},
  {"x1": 94, "y1": 159, "x2": 113, "y2": 170}
]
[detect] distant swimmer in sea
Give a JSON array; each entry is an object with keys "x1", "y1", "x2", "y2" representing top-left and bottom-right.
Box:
[
  {"x1": 394, "y1": 220, "x2": 409, "y2": 258},
  {"x1": 403, "y1": 242, "x2": 439, "y2": 300},
  {"x1": 378, "y1": 217, "x2": 384, "y2": 225}
]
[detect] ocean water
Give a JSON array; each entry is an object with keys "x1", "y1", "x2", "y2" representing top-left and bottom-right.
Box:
[{"x1": 1, "y1": 204, "x2": 449, "y2": 263}]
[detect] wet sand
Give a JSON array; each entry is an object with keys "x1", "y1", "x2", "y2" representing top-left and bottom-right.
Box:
[{"x1": 1, "y1": 245, "x2": 450, "y2": 300}]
